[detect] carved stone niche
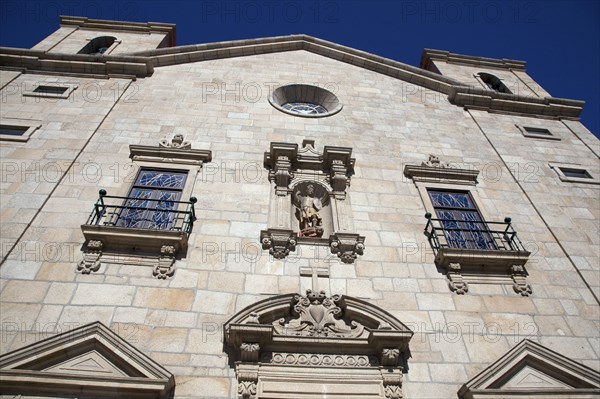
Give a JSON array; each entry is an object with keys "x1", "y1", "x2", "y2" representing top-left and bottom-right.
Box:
[
  {"x1": 224, "y1": 290, "x2": 413, "y2": 399},
  {"x1": 260, "y1": 140, "x2": 365, "y2": 263}
]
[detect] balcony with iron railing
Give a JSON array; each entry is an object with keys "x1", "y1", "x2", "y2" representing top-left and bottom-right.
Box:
[
  {"x1": 424, "y1": 212, "x2": 531, "y2": 269},
  {"x1": 80, "y1": 189, "x2": 197, "y2": 253}
]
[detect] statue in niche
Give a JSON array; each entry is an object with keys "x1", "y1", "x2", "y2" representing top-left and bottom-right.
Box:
[{"x1": 294, "y1": 183, "x2": 326, "y2": 238}]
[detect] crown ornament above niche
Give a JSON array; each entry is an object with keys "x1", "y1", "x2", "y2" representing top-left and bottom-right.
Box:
[{"x1": 260, "y1": 140, "x2": 365, "y2": 263}]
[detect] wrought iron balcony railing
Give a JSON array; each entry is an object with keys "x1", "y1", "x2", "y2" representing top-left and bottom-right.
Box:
[
  {"x1": 84, "y1": 189, "x2": 197, "y2": 234},
  {"x1": 424, "y1": 213, "x2": 528, "y2": 254}
]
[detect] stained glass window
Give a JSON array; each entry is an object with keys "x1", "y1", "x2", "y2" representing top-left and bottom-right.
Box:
[
  {"x1": 281, "y1": 102, "x2": 328, "y2": 115},
  {"x1": 428, "y1": 190, "x2": 495, "y2": 250},
  {"x1": 117, "y1": 169, "x2": 187, "y2": 230}
]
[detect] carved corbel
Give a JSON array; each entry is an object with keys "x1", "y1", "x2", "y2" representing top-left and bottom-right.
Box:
[
  {"x1": 381, "y1": 348, "x2": 400, "y2": 367},
  {"x1": 153, "y1": 245, "x2": 177, "y2": 279},
  {"x1": 271, "y1": 155, "x2": 293, "y2": 196},
  {"x1": 77, "y1": 240, "x2": 103, "y2": 274},
  {"x1": 329, "y1": 159, "x2": 349, "y2": 199},
  {"x1": 240, "y1": 342, "x2": 260, "y2": 362},
  {"x1": 447, "y1": 262, "x2": 468, "y2": 294},
  {"x1": 260, "y1": 229, "x2": 297, "y2": 259},
  {"x1": 381, "y1": 368, "x2": 403, "y2": 399},
  {"x1": 236, "y1": 363, "x2": 259, "y2": 399},
  {"x1": 511, "y1": 265, "x2": 532, "y2": 296},
  {"x1": 329, "y1": 233, "x2": 365, "y2": 264}
]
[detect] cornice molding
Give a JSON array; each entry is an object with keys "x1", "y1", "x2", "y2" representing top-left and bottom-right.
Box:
[
  {"x1": 0, "y1": 31, "x2": 585, "y2": 118},
  {"x1": 60, "y1": 15, "x2": 176, "y2": 47},
  {"x1": 421, "y1": 48, "x2": 527, "y2": 71}
]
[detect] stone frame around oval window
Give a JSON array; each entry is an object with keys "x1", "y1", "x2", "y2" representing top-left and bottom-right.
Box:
[{"x1": 269, "y1": 84, "x2": 343, "y2": 118}]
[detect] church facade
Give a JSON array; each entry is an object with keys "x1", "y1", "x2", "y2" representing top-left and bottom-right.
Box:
[{"x1": 0, "y1": 16, "x2": 599, "y2": 398}]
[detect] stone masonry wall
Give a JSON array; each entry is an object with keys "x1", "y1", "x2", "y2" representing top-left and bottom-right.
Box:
[{"x1": 0, "y1": 49, "x2": 598, "y2": 398}]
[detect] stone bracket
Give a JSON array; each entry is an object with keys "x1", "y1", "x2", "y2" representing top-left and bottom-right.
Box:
[
  {"x1": 240, "y1": 343, "x2": 261, "y2": 362},
  {"x1": 77, "y1": 240, "x2": 103, "y2": 274},
  {"x1": 511, "y1": 265, "x2": 533, "y2": 296},
  {"x1": 260, "y1": 229, "x2": 297, "y2": 260},
  {"x1": 235, "y1": 363, "x2": 259, "y2": 399},
  {"x1": 153, "y1": 245, "x2": 177, "y2": 279},
  {"x1": 447, "y1": 262, "x2": 469, "y2": 295},
  {"x1": 329, "y1": 233, "x2": 365, "y2": 264},
  {"x1": 381, "y1": 368, "x2": 404, "y2": 399}
]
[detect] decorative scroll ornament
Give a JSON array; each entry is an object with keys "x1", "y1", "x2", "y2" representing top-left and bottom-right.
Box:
[
  {"x1": 238, "y1": 381, "x2": 257, "y2": 399},
  {"x1": 77, "y1": 240, "x2": 103, "y2": 274},
  {"x1": 385, "y1": 384, "x2": 403, "y2": 399},
  {"x1": 260, "y1": 229, "x2": 297, "y2": 259},
  {"x1": 447, "y1": 262, "x2": 469, "y2": 294},
  {"x1": 273, "y1": 290, "x2": 365, "y2": 338},
  {"x1": 153, "y1": 245, "x2": 176, "y2": 279},
  {"x1": 329, "y1": 233, "x2": 365, "y2": 264},
  {"x1": 511, "y1": 265, "x2": 532, "y2": 296},
  {"x1": 421, "y1": 154, "x2": 450, "y2": 168},
  {"x1": 159, "y1": 134, "x2": 191, "y2": 149}
]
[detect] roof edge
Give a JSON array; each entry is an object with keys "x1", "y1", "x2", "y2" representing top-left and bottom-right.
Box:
[{"x1": 421, "y1": 48, "x2": 527, "y2": 71}]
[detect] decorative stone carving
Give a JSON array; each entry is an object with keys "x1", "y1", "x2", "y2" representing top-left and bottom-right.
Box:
[
  {"x1": 385, "y1": 384, "x2": 404, "y2": 399},
  {"x1": 294, "y1": 183, "x2": 326, "y2": 238},
  {"x1": 153, "y1": 245, "x2": 176, "y2": 279},
  {"x1": 273, "y1": 290, "x2": 365, "y2": 338},
  {"x1": 77, "y1": 240, "x2": 103, "y2": 274},
  {"x1": 381, "y1": 348, "x2": 400, "y2": 367},
  {"x1": 381, "y1": 369, "x2": 404, "y2": 399},
  {"x1": 447, "y1": 262, "x2": 469, "y2": 294},
  {"x1": 422, "y1": 154, "x2": 450, "y2": 168},
  {"x1": 329, "y1": 233, "x2": 365, "y2": 264},
  {"x1": 262, "y1": 141, "x2": 365, "y2": 263},
  {"x1": 260, "y1": 229, "x2": 297, "y2": 259},
  {"x1": 511, "y1": 265, "x2": 533, "y2": 296},
  {"x1": 237, "y1": 381, "x2": 257, "y2": 399},
  {"x1": 224, "y1": 292, "x2": 413, "y2": 399},
  {"x1": 240, "y1": 342, "x2": 260, "y2": 362},
  {"x1": 159, "y1": 133, "x2": 191, "y2": 149},
  {"x1": 263, "y1": 352, "x2": 379, "y2": 367}
]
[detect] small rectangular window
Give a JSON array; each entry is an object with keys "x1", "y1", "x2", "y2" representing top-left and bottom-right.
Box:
[
  {"x1": 549, "y1": 163, "x2": 599, "y2": 184},
  {"x1": 33, "y1": 85, "x2": 68, "y2": 95},
  {"x1": 517, "y1": 125, "x2": 560, "y2": 140},
  {"x1": 559, "y1": 167, "x2": 592, "y2": 179},
  {"x1": 0, "y1": 120, "x2": 41, "y2": 142},
  {"x1": 0, "y1": 125, "x2": 28, "y2": 136},
  {"x1": 523, "y1": 127, "x2": 551, "y2": 135},
  {"x1": 23, "y1": 83, "x2": 78, "y2": 99}
]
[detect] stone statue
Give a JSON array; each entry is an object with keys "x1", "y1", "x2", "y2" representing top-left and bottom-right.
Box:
[{"x1": 294, "y1": 184, "x2": 324, "y2": 238}]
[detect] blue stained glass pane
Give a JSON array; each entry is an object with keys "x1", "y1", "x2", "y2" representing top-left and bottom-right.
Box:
[
  {"x1": 139, "y1": 171, "x2": 185, "y2": 189},
  {"x1": 118, "y1": 189, "x2": 152, "y2": 228},
  {"x1": 430, "y1": 192, "x2": 472, "y2": 209},
  {"x1": 147, "y1": 191, "x2": 179, "y2": 229}
]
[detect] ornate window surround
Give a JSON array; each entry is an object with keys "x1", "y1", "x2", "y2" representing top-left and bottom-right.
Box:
[
  {"x1": 404, "y1": 155, "x2": 532, "y2": 295},
  {"x1": 260, "y1": 140, "x2": 365, "y2": 264},
  {"x1": 224, "y1": 290, "x2": 413, "y2": 399},
  {"x1": 79, "y1": 134, "x2": 212, "y2": 278}
]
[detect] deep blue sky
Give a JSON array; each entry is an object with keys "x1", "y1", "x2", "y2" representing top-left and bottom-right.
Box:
[{"x1": 1, "y1": 0, "x2": 598, "y2": 137}]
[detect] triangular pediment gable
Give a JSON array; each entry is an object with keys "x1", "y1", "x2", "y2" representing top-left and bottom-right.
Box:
[
  {"x1": 458, "y1": 339, "x2": 600, "y2": 398},
  {"x1": 0, "y1": 321, "x2": 174, "y2": 398}
]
